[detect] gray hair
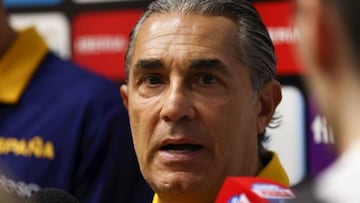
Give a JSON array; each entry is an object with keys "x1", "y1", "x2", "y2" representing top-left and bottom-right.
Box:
[{"x1": 125, "y1": 0, "x2": 276, "y2": 92}]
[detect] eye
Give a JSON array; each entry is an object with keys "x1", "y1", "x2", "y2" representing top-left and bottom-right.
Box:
[
  {"x1": 143, "y1": 74, "x2": 163, "y2": 86},
  {"x1": 136, "y1": 73, "x2": 165, "y2": 97},
  {"x1": 196, "y1": 73, "x2": 218, "y2": 85}
]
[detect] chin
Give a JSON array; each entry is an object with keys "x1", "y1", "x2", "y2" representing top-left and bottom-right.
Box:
[{"x1": 152, "y1": 172, "x2": 209, "y2": 194}]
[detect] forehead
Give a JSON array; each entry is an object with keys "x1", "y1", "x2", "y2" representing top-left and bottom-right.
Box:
[
  {"x1": 139, "y1": 12, "x2": 237, "y2": 37},
  {"x1": 131, "y1": 13, "x2": 239, "y2": 64}
]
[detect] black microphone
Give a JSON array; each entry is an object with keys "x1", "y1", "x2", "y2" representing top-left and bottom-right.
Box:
[{"x1": 26, "y1": 188, "x2": 79, "y2": 203}]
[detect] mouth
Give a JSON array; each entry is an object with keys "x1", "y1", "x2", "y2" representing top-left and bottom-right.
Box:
[
  {"x1": 160, "y1": 144, "x2": 203, "y2": 152},
  {"x1": 157, "y1": 138, "x2": 206, "y2": 162}
]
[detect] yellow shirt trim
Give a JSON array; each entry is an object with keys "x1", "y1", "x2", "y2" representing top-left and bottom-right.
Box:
[
  {"x1": 152, "y1": 152, "x2": 289, "y2": 203},
  {"x1": 153, "y1": 194, "x2": 159, "y2": 203},
  {"x1": 257, "y1": 152, "x2": 289, "y2": 186},
  {"x1": 0, "y1": 27, "x2": 48, "y2": 104}
]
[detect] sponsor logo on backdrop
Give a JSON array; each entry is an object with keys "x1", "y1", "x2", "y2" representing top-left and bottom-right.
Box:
[
  {"x1": 268, "y1": 26, "x2": 300, "y2": 45},
  {"x1": 75, "y1": 34, "x2": 127, "y2": 55},
  {"x1": 312, "y1": 115, "x2": 335, "y2": 144},
  {"x1": 308, "y1": 96, "x2": 337, "y2": 177},
  {"x1": 255, "y1": 2, "x2": 304, "y2": 75},
  {"x1": 72, "y1": 10, "x2": 143, "y2": 82}
]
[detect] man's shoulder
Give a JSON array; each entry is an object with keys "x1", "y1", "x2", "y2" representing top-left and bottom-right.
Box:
[
  {"x1": 35, "y1": 52, "x2": 121, "y2": 100},
  {"x1": 42, "y1": 52, "x2": 116, "y2": 86}
]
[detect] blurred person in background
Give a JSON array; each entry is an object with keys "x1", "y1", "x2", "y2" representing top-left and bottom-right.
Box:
[
  {"x1": 0, "y1": 0, "x2": 152, "y2": 202},
  {"x1": 120, "y1": 0, "x2": 289, "y2": 202},
  {"x1": 295, "y1": 0, "x2": 360, "y2": 202}
]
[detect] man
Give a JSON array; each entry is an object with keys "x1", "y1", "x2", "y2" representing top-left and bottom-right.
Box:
[
  {"x1": 0, "y1": 1, "x2": 152, "y2": 202},
  {"x1": 120, "y1": 0, "x2": 288, "y2": 202},
  {"x1": 295, "y1": 0, "x2": 360, "y2": 202}
]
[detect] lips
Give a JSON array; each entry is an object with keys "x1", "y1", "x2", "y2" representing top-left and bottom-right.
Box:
[
  {"x1": 160, "y1": 143, "x2": 203, "y2": 152},
  {"x1": 157, "y1": 138, "x2": 206, "y2": 164},
  {"x1": 159, "y1": 138, "x2": 204, "y2": 153}
]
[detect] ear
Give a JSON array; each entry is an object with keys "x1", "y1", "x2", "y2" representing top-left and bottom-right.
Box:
[
  {"x1": 256, "y1": 80, "x2": 282, "y2": 135},
  {"x1": 120, "y1": 84, "x2": 129, "y2": 110}
]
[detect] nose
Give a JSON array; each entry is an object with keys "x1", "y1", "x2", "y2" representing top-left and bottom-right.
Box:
[{"x1": 160, "y1": 82, "x2": 195, "y2": 122}]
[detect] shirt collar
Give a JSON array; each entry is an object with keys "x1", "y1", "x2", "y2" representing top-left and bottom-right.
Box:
[
  {"x1": 0, "y1": 27, "x2": 48, "y2": 104},
  {"x1": 257, "y1": 151, "x2": 289, "y2": 186},
  {"x1": 152, "y1": 151, "x2": 289, "y2": 203}
]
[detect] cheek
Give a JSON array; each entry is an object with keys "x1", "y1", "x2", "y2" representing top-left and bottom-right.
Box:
[
  {"x1": 209, "y1": 101, "x2": 257, "y2": 149},
  {"x1": 127, "y1": 99, "x2": 149, "y2": 149},
  {"x1": 128, "y1": 95, "x2": 159, "y2": 147},
  {"x1": 128, "y1": 93, "x2": 155, "y2": 126}
]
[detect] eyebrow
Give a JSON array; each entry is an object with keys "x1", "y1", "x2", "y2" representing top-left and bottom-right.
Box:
[
  {"x1": 189, "y1": 59, "x2": 231, "y2": 76},
  {"x1": 135, "y1": 59, "x2": 164, "y2": 71},
  {"x1": 133, "y1": 58, "x2": 231, "y2": 76}
]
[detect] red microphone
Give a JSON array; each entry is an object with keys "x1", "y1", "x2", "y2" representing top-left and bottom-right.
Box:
[{"x1": 215, "y1": 177, "x2": 296, "y2": 203}]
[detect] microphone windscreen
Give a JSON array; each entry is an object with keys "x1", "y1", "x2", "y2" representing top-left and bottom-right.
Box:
[{"x1": 26, "y1": 188, "x2": 79, "y2": 203}]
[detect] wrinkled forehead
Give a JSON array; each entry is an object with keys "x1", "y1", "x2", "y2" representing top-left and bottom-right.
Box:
[
  {"x1": 140, "y1": 13, "x2": 236, "y2": 37},
  {"x1": 133, "y1": 13, "x2": 238, "y2": 56},
  {"x1": 128, "y1": 13, "x2": 245, "y2": 81}
]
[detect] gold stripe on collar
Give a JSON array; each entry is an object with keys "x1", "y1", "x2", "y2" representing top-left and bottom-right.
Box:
[
  {"x1": 257, "y1": 151, "x2": 290, "y2": 186},
  {"x1": 0, "y1": 27, "x2": 48, "y2": 104}
]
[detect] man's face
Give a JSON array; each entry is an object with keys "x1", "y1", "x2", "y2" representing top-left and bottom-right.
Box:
[{"x1": 121, "y1": 13, "x2": 262, "y2": 197}]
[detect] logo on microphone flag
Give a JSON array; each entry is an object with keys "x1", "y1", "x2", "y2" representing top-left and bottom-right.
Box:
[
  {"x1": 215, "y1": 177, "x2": 296, "y2": 203},
  {"x1": 252, "y1": 183, "x2": 296, "y2": 200},
  {"x1": 228, "y1": 194, "x2": 251, "y2": 203}
]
